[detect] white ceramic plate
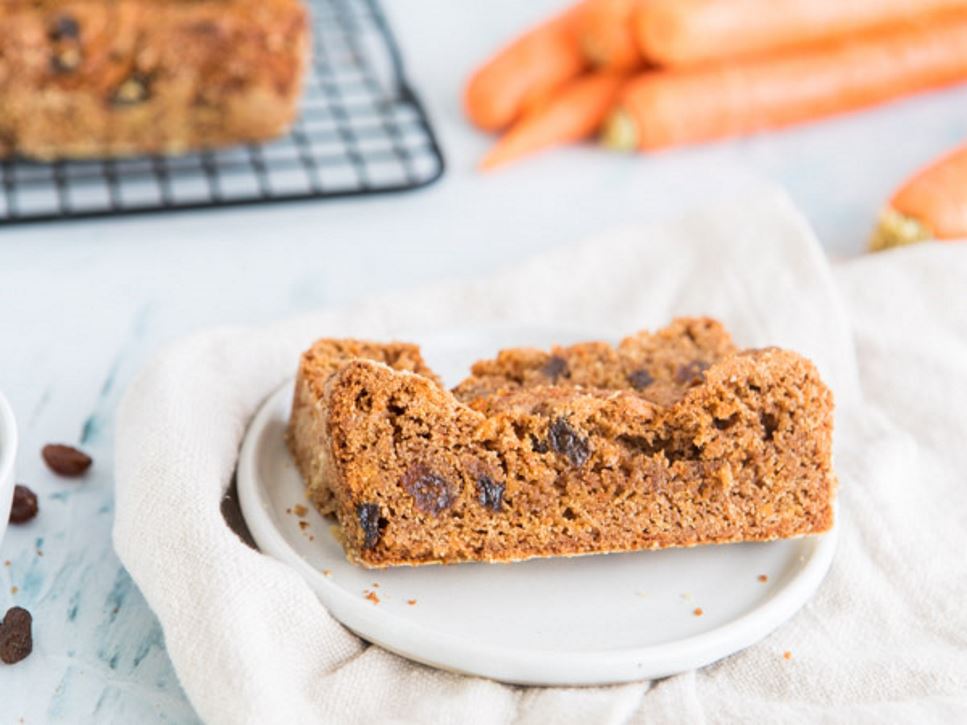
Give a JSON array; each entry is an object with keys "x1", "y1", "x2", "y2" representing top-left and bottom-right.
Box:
[
  {"x1": 0, "y1": 391, "x2": 18, "y2": 547},
  {"x1": 238, "y1": 327, "x2": 838, "y2": 685}
]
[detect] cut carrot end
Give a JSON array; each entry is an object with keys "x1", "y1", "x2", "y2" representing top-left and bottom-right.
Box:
[
  {"x1": 869, "y1": 207, "x2": 933, "y2": 252},
  {"x1": 600, "y1": 108, "x2": 638, "y2": 151}
]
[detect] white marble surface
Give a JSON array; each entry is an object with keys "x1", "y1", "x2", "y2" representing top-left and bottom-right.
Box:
[{"x1": 0, "y1": 1, "x2": 964, "y2": 721}]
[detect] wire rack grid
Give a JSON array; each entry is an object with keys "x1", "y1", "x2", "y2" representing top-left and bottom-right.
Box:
[{"x1": 0, "y1": 0, "x2": 445, "y2": 225}]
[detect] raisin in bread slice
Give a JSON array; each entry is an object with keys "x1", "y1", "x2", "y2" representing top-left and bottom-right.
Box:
[{"x1": 288, "y1": 329, "x2": 836, "y2": 568}]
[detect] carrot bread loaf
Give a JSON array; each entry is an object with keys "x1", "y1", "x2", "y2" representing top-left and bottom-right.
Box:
[
  {"x1": 0, "y1": 0, "x2": 309, "y2": 159},
  {"x1": 287, "y1": 319, "x2": 836, "y2": 568}
]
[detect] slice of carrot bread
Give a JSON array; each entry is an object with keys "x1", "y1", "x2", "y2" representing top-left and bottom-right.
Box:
[{"x1": 287, "y1": 320, "x2": 836, "y2": 568}]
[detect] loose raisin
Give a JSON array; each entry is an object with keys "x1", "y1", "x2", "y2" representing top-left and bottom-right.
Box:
[
  {"x1": 0, "y1": 607, "x2": 32, "y2": 665},
  {"x1": 548, "y1": 417, "x2": 590, "y2": 467},
  {"x1": 476, "y1": 475, "x2": 504, "y2": 512},
  {"x1": 627, "y1": 369, "x2": 654, "y2": 390},
  {"x1": 9, "y1": 485, "x2": 38, "y2": 524},
  {"x1": 356, "y1": 503, "x2": 382, "y2": 550},
  {"x1": 42, "y1": 444, "x2": 92, "y2": 477},
  {"x1": 401, "y1": 465, "x2": 453, "y2": 514},
  {"x1": 542, "y1": 356, "x2": 569, "y2": 382}
]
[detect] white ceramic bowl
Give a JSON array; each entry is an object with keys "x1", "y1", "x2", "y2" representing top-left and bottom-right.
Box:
[{"x1": 0, "y1": 391, "x2": 18, "y2": 546}]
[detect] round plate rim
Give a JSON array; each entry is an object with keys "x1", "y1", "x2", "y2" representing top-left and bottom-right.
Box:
[
  {"x1": 238, "y1": 373, "x2": 839, "y2": 686},
  {"x1": 0, "y1": 390, "x2": 19, "y2": 546}
]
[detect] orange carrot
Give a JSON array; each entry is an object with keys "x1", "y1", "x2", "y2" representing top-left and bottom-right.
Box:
[
  {"x1": 870, "y1": 143, "x2": 967, "y2": 251},
  {"x1": 577, "y1": 0, "x2": 646, "y2": 72},
  {"x1": 517, "y1": 83, "x2": 566, "y2": 120},
  {"x1": 480, "y1": 73, "x2": 625, "y2": 170},
  {"x1": 464, "y1": 4, "x2": 588, "y2": 133},
  {"x1": 635, "y1": 0, "x2": 967, "y2": 67},
  {"x1": 602, "y1": 15, "x2": 967, "y2": 152}
]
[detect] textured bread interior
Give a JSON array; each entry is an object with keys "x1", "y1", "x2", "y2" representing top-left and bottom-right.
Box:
[
  {"x1": 0, "y1": 0, "x2": 308, "y2": 158},
  {"x1": 287, "y1": 319, "x2": 836, "y2": 568}
]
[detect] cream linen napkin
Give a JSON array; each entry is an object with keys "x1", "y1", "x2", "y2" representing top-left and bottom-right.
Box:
[{"x1": 114, "y1": 190, "x2": 967, "y2": 724}]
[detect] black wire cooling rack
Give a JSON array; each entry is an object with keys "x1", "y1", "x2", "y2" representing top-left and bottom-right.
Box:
[{"x1": 0, "y1": 0, "x2": 445, "y2": 225}]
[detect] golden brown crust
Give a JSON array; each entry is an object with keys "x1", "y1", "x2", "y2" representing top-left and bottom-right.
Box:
[
  {"x1": 0, "y1": 0, "x2": 309, "y2": 159},
  {"x1": 288, "y1": 320, "x2": 836, "y2": 568},
  {"x1": 453, "y1": 316, "x2": 738, "y2": 408}
]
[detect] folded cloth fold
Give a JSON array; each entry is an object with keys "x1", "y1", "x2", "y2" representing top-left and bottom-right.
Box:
[{"x1": 115, "y1": 190, "x2": 967, "y2": 724}]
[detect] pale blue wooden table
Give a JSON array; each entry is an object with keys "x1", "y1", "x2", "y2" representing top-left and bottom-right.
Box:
[{"x1": 0, "y1": 1, "x2": 964, "y2": 720}]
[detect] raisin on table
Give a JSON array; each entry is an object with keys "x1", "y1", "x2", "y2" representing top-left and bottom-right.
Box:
[
  {"x1": 0, "y1": 607, "x2": 33, "y2": 665},
  {"x1": 42, "y1": 444, "x2": 92, "y2": 477},
  {"x1": 9, "y1": 485, "x2": 38, "y2": 524}
]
